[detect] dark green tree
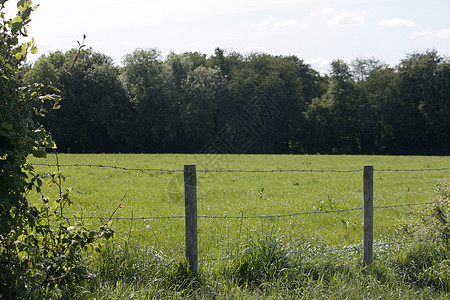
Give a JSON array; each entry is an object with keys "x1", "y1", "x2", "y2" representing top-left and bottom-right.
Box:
[
  {"x1": 284, "y1": 56, "x2": 326, "y2": 152},
  {"x1": 304, "y1": 59, "x2": 362, "y2": 153},
  {"x1": 120, "y1": 48, "x2": 171, "y2": 152},
  {"x1": 356, "y1": 65, "x2": 396, "y2": 153},
  {"x1": 351, "y1": 56, "x2": 385, "y2": 82},
  {"x1": 25, "y1": 49, "x2": 132, "y2": 152},
  {"x1": 223, "y1": 53, "x2": 305, "y2": 153},
  {"x1": 179, "y1": 66, "x2": 225, "y2": 150},
  {"x1": 392, "y1": 50, "x2": 449, "y2": 154}
]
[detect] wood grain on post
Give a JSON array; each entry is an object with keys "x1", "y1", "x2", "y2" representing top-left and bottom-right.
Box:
[
  {"x1": 184, "y1": 165, "x2": 198, "y2": 275},
  {"x1": 363, "y1": 165, "x2": 374, "y2": 266}
]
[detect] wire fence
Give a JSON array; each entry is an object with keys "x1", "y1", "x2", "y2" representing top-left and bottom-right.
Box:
[
  {"x1": 30, "y1": 159, "x2": 449, "y2": 265},
  {"x1": 199, "y1": 236, "x2": 443, "y2": 262},
  {"x1": 62, "y1": 201, "x2": 441, "y2": 221},
  {"x1": 29, "y1": 162, "x2": 450, "y2": 173}
]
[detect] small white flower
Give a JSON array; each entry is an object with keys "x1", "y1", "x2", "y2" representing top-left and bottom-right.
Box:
[{"x1": 145, "y1": 225, "x2": 151, "y2": 229}]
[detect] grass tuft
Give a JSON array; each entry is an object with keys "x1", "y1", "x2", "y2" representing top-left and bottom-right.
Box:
[{"x1": 228, "y1": 228, "x2": 292, "y2": 287}]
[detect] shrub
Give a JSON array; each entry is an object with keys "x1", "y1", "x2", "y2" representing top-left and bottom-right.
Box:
[{"x1": 0, "y1": 1, "x2": 113, "y2": 298}]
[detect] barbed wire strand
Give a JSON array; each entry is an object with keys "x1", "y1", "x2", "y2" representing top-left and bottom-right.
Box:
[
  {"x1": 375, "y1": 167, "x2": 450, "y2": 172},
  {"x1": 64, "y1": 215, "x2": 184, "y2": 221},
  {"x1": 31, "y1": 163, "x2": 361, "y2": 173},
  {"x1": 199, "y1": 169, "x2": 362, "y2": 173},
  {"x1": 30, "y1": 163, "x2": 183, "y2": 173},
  {"x1": 198, "y1": 207, "x2": 363, "y2": 219},
  {"x1": 63, "y1": 200, "x2": 441, "y2": 222},
  {"x1": 30, "y1": 163, "x2": 450, "y2": 173},
  {"x1": 374, "y1": 201, "x2": 441, "y2": 210},
  {"x1": 199, "y1": 236, "x2": 442, "y2": 262}
]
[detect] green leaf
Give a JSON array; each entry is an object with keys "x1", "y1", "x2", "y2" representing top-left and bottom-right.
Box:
[
  {"x1": 31, "y1": 44, "x2": 38, "y2": 54},
  {"x1": 17, "y1": 0, "x2": 32, "y2": 12},
  {"x1": 9, "y1": 15, "x2": 23, "y2": 33},
  {"x1": 32, "y1": 149, "x2": 47, "y2": 158},
  {"x1": 30, "y1": 38, "x2": 38, "y2": 54},
  {"x1": 1, "y1": 122, "x2": 13, "y2": 130},
  {"x1": 71, "y1": 266, "x2": 88, "y2": 275},
  {"x1": 0, "y1": 215, "x2": 11, "y2": 234},
  {"x1": 13, "y1": 43, "x2": 27, "y2": 60}
]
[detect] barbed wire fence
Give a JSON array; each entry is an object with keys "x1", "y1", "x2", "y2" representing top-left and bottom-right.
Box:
[
  {"x1": 30, "y1": 160, "x2": 449, "y2": 272},
  {"x1": 30, "y1": 162, "x2": 450, "y2": 173}
]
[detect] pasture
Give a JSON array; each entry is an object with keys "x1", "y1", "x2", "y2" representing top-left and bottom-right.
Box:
[{"x1": 29, "y1": 154, "x2": 450, "y2": 261}]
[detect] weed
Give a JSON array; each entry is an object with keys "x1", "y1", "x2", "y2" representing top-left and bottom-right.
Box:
[{"x1": 313, "y1": 193, "x2": 347, "y2": 212}]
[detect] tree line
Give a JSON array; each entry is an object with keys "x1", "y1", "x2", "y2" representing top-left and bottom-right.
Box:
[{"x1": 24, "y1": 48, "x2": 450, "y2": 155}]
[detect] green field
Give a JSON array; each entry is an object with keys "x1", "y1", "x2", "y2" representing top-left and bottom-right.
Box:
[{"x1": 29, "y1": 154, "x2": 450, "y2": 261}]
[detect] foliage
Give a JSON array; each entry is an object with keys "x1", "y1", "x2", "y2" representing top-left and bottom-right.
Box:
[
  {"x1": 313, "y1": 193, "x2": 347, "y2": 212},
  {"x1": 433, "y1": 179, "x2": 450, "y2": 245},
  {"x1": 25, "y1": 48, "x2": 133, "y2": 153},
  {"x1": 24, "y1": 45, "x2": 450, "y2": 154},
  {"x1": 391, "y1": 51, "x2": 450, "y2": 154},
  {"x1": 0, "y1": 1, "x2": 113, "y2": 298},
  {"x1": 400, "y1": 179, "x2": 449, "y2": 246},
  {"x1": 388, "y1": 240, "x2": 449, "y2": 291}
]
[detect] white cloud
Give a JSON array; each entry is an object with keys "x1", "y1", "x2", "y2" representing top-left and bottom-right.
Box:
[
  {"x1": 377, "y1": 18, "x2": 417, "y2": 27},
  {"x1": 237, "y1": 46, "x2": 267, "y2": 54},
  {"x1": 274, "y1": 20, "x2": 299, "y2": 27},
  {"x1": 259, "y1": 16, "x2": 276, "y2": 27},
  {"x1": 310, "y1": 8, "x2": 336, "y2": 16},
  {"x1": 409, "y1": 30, "x2": 435, "y2": 39},
  {"x1": 259, "y1": 16, "x2": 301, "y2": 28},
  {"x1": 328, "y1": 13, "x2": 364, "y2": 27},
  {"x1": 437, "y1": 28, "x2": 450, "y2": 38},
  {"x1": 117, "y1": 41, "x2": 143, "y2": 47},
  {"x1": 306, "y1": 57, "x2": 331, "y2": 67},
  {"x1": 306, "y1": 58, "x2": 332, "y2": 73},
  {"x1": 409, "y1": 28, "x2": 450, "y2": 39}
]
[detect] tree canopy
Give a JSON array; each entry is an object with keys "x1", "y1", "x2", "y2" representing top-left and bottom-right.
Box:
[{"x1": 24, "y1": 47, "x2": 450, "y2": 155}]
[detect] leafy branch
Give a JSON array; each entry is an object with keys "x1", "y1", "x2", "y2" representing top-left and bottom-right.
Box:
[{"x1": 17, "y1": 34, "x2": 86, "y2": 111}]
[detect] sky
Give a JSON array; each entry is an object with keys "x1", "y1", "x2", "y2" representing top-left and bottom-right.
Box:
[{"x1": 4, "y1": 0, "x2": 450, "y2": 73}]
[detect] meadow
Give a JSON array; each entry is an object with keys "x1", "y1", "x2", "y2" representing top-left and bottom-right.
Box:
[
  {"x1": 26, "y1": 154, "x2": 450, "y2": 299},
  {"x1": 29, "y1": 154, "x2": 449, "y2": 260}
]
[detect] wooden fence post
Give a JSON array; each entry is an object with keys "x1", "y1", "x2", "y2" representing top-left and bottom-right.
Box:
[
  {"x1": 184, "y1": 165, "x2": 198, "y2": 275},
  {"x1": 363, "y1": 165, "x2": 374, "y2": 266}
]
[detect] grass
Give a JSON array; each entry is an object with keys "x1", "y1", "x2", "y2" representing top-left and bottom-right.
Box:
[
  {"x1": 29, "y1": 154, "x2": 450, "y2": 258},
  {"x1": 27, "y1": 154, "x2": 450, "y2": 299},
  {"x1": 79, "y1": 231, "x2": 449, "y2": 299}
]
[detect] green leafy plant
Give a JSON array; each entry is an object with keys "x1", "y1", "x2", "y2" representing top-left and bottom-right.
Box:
[
  {"x1": 0, "y1": 1, "x2": 113, "y2": 298},
  {"x1": 399, "y1": 179, "x2": 449, "y2": 246},
  {"x1": 313, "y1": 193, "x2": 347, "y2": 212},
  {"x1": 432, "y1": 179, "x2": 449, "y2": 246}
]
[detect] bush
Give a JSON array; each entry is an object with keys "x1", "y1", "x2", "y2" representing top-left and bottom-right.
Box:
[
  {"x1": 0, "y1": 1, "x2": 112, "y2": 298},
  {"x1": 399, "y1": 179, "x2": 449, "y2": 246}
]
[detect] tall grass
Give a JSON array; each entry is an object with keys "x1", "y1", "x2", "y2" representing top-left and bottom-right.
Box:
[{"x1": 81, "y1": 233, "x2": 449, "y2": 299}]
